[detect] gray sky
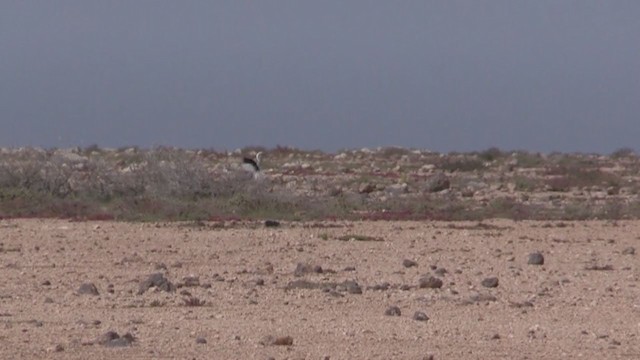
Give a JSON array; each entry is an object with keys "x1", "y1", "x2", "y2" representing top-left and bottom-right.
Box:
[{"x1": 1, "y1": 1, "x2": 639, "y2": 153}]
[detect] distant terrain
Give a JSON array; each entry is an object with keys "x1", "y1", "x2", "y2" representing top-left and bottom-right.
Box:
[{"x1": 0, "y1": 146, "x2": 638, "y2": 221}]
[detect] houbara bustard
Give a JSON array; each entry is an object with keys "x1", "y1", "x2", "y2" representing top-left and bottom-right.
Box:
[{"x1": 241, "y1": 151, "x2": 263, "y2": 179}]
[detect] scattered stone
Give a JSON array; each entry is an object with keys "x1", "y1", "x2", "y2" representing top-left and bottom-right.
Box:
[
  {"x1": 97, "y1": 331, "x2": 135, "y2": 347},
  {"x1": 433, "y1": 267, "x2": 448, "y2": 276},
  {"x1": 385, "y1": 306, "x2": 402, "y2": 316},
  {"x1": 44, "y1": 297, "x2": 54, "y2": 304},
  {"x1": 585, "y1": 264, "x2": 614, "y2": 271},
  {"x1": 264, "y1": 220, "x2": 280, "y2": 228},
  {"x1": 481, "y1": 277, "x2": 499, "y2": 288},
  {"x1": 491, "y1": 333, "x2": 501, "y2": 340},
  {"x1": 467, "y1": 293, "x2": 498, "y2": 303},
  {"x1": 137, "y1": 273, "x2": 175, "y2": 294},
  {"x1": 413, "y1": 311, "x2": 429, "y2": 322},
  {"x1": 196, "y1": 337, "x2": 207, "y2": 344},
  {"x1": 402, "y1": 259, "x2": 418, "y2": 268},
  {"x1": 254, "y1": 278, "x2": 265, "y2": 286},
  {"x1": 41, "y1": 280, "x2": 51, "y2": 286},
  {"x1": 313, "y1": 265, "x2": 324, "y2": 273},
  {"x1": 294, "y1": 263, "x2": 314, "y2": 277},
  {"x1": 54, "y1": 344, "x2": 64, "y2": 352},
  {"x1": 343, "y1": 266, "x2": 356, "y2": 272},
  {"x1": 528, "y1": 252, "x2": 544, "y2": 265},
  {"x1": 181, "y1": 275, "x2": 200, "y2": 287},
  {"x1": 419, "y1": 276, "x2": 443, "y2": 289},
  {"x1": 77, "y1": 283, "x2": 99, "y2": 296},
  {"x1": 369, "y1": 282, "x2": 390, "y2": 291},
  {"x1": 260, "y1": 335, "x2": 293, "y2": 346},
  {"x1": 622, "y1": 247, "x2": 635, "y2": 255},
  {"x1": 509, "y1": 301, "x2": 534, "y2": 308},
  {"x1": 339, "y1": 280, "x2": 363, "y2": 294},
  {"x1": 285, "y1": 279, "x2": 327, "y2": 290}
]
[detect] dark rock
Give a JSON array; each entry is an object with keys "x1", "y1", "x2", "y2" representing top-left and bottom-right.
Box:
[
  {"x1": 293, "y1": 263, "x2": 314, "y2": 277},
  {"x1": 97, "y1": 331, "x2": 135, "y2": 347},
  {"x1": 468, "y1": 293, "x2": 498, "y2": 303},
  {"x1": 402, "y1": 259, "x2": 418, "y2": 268},
  {"x1": 77, "y1": 282, "x2": 99, "y2": 296},
  {"x1": 181, "y1": 275, "x2": 200, "y2": 287},
  {"x1": 369, "y1": 282, "x2": 390, "y2": 291},
  {"x1": 622, "y1": 247, "x2": 635, "y2": 255},
  {"x1": 481, "y1": 277, "x2": 499, "y2": 288},
  {"x1": 413, "y1": 311, "x2": 429, "y2": 322},
  {"x1": 137, "y1": 273, "x2": 175, "y2": 295},
  {"x1": 260, "y1": 335, "x2": 293, "y2": 346},
  {"x1": 419, "y1": 276, "x2": 443, "y2": 289},
  {"x1": 264, "y1": 220, "x2": 280, "y2": 228},
  {"x1": 528, "y1": 252, "x2": 544, "y2": 265},
  {"x1": 196, "y1": 337, "x2": 207, "y2": 344},
  {"x1": 343, "y1": 266, "x2": 356, "y2": 272},
  {"x1": 385, "y1": 306, "x2": 401, "y2": 316},
  {"x1": 340, "y1": 280, "x2": 362, "y2": 294},
  {"x1": 41, "y1": 280, "x2": 51, "y2": 286}
]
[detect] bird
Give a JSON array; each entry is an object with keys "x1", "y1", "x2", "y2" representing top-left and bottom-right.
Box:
[{"x1": 241, "y1": 151, "x2": 262, "y2": 173}]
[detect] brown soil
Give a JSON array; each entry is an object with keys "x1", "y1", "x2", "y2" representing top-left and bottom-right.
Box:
[{"x1": 1, "y1": 219, "x2": 638, "y2": 359}]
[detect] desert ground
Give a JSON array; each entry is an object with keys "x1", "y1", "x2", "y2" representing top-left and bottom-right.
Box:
[{"x1": 1, "y1": 218, "x2": 638, "y2": 359}]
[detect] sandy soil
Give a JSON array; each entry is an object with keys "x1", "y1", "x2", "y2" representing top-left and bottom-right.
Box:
[{"x1": 0, "y1": 219, "x2": 639, "y2": 359}]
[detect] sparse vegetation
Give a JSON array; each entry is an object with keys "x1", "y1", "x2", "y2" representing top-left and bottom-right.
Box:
[
  {"x1": 0, "y1": 146, "x2": 638, "y2": 221},
  {"x1": 337, "y1": 234, "x2": 384, "y2": 242}
]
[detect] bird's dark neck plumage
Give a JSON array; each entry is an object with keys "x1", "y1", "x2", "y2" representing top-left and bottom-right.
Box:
[{"x1": 243, "y1": 157, "x2": 260, "y2": 171}]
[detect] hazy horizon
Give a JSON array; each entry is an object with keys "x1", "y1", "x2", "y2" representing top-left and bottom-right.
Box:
[{"x1": 2, "y1": 2, "x2": 639, "y2": 153}]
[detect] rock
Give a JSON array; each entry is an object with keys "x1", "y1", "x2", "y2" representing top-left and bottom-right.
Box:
[
  {"x1": 419, "y1": 276, "x2": 443, "y2": 289},
  {"x1": 98, "y1": 331, "x2": 135, "y2": 347},
  {"x1": 413, "y1": 311, "x2": 429, "y2": 322},
  {"x1": 137, "y1": 273, "x2": 175, "y2": 294},
  {"x1": 264, "y1": 220, "x2": 280, "y2": 228},
  {"x1": 385, "y1": 306, "x2": 402, "y2": 316},
  {"x1": 433, "y1": 267, "x2": 448, "y2": 276},
  {"x1": 468, "y1": 293, "x2": 498, "y2": 303},
  {"x1": 425, "y1": 173, "x2": 450, "y2": 193},
  {"x1": 181, "y1": 275, "x2": 200, "y2": 287},
  {"x1": 402, "y1": 259, "x2": 418, "y2": 268},
  {"x1": 260, "y1": 335, "x2": 293, "y2": 346},
  {"x1": 622, "y1": 247, "x2": 635, "y2": 255},
  {"x1": 339, "y1": 280, "x2": 363, "y2": 294},
  {"x1": 77, "y1": 282, "x2": 99, "y2": 296},
  {"x1": 196, "y1": 337, "x2": 207, "y2": 344},
  {"x1": 528, "y1": 252, "x2": 544, "y2": 265},
  {"x1": 293, "y1": 263, "x2": 314, "y2": 277},
  {"x1": 369, "y1": 282, "x2": 390, "y2": 291},
  {"x1": 481, "y1": 277, "x2": 499, "y2": 288}
]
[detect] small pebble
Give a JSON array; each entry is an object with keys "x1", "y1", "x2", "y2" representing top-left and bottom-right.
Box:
[
  {"x1": 528, "y1": 252, "x2": 544, "y2": 265},
  {"x1": 385, "y1": 306, "x2": 401, "y2": 316},
  {"x1": 413, "y1": 311, "x2": 429, "y2": 321},
  {"x1": 481, "y1": 277, "x2": 499, "y2": 288}
]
